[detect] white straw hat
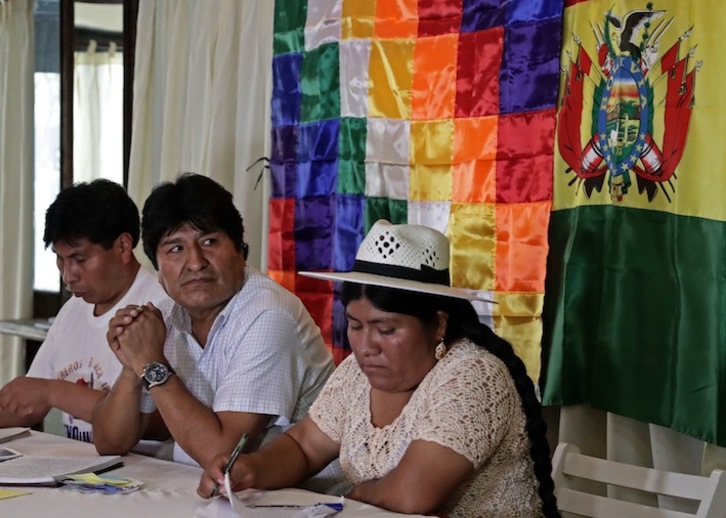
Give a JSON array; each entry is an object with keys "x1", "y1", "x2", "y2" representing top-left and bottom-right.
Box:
[{"x1": 299, "y1": 220, "x2": 493, "y2": 302}]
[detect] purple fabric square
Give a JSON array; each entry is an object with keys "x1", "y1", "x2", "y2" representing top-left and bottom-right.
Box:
[
  {"x1": 507, "y1": 0, "x2": 564, "y2": 24},
  {"x1": 500, "y1": 18, "x2": 562, "y2": 113},
  {"x1": 269, "y1": 160, "x2": 298, "y2": 199},
  {"x1": 294, "y1": 197, "x2": 335, "y2": 271},
  {"x1": 462, "y1": 0, "x2": 506, "y2": 32},
  {"x1": 270, "y1": 125, "x2": 298, "y2": 162},
  {"x1": 270, "y1": 125, "x2": 298, "y2": 199}
]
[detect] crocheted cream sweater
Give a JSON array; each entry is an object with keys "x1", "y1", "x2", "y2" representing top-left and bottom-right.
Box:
[{"x1": 309, "y1": 338, "x2": 542, "y2": 517}]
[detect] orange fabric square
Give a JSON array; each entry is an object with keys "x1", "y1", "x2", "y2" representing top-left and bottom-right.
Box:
[
  {"x1": 453, "y1": 116, "x2": 498, "y2": 162},
  {"x1": 494, "y1": 201, "x2": 551, "y2": 293},
  {"x1": 412, "y1": 34, "x2": 458, "y2": 120},
  {"x1": 268, "y1": 270, "x2": 296, "y2": 293},
  {"x1": 452, "y1": 160, "x2": 495, "y2": 203},
  {"x1": 375, "y1": 0, "x2": 418, "y2": 39}
]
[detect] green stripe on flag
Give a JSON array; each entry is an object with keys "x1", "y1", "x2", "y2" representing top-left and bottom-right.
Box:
[{"x1": 542, "y1": 205, "x2": 726, "y2": 445}]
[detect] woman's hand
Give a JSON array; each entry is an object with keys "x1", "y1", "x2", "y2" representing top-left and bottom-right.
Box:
[
  {"x1": 197, "y1": 452, "x2": 257, "y2": 498},
  {"x1": 197, "y1": 452, "x2": 228, "y2": 498},
  {"x1": 197, "y1": 419, "x2": 342, "y2": 499}
]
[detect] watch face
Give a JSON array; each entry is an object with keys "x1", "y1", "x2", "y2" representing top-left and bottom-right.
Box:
[{"x1": 146, "y1": 363, "x2": 169, "y2": 383}]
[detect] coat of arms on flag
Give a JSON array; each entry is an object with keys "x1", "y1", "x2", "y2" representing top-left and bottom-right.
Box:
[{"x1": 557, "y1": 3, "x2": 699, "y2": 203}]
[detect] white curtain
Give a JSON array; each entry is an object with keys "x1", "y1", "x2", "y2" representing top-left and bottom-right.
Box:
[
  {"x1": 0, "y1": 0, "x2": 34, "y2": 384},
  {"x1": 127, "y1": 0, "x2": 274, "y2": 270},
  {"x1": 73, "y1": 42, "x2": 124, "y2": 185}
]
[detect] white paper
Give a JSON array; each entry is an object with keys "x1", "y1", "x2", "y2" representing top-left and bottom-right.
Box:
[
  {"x1": 0, "y1": 455, "x2": 122, "y2": 485},
  {"x1": 0, "y1": 447, "x2": 22, "y2": 462},
  {"x1": 223, "y1": 475, "x2": 343, "y2": 517},
  {"x1": 0, "y1": 428, "x2": 30, "y2": 444}
]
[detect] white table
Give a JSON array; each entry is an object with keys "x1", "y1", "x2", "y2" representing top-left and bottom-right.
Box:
[{"x1": 0, "y1": 431, "x2": 423, "y2": 517}]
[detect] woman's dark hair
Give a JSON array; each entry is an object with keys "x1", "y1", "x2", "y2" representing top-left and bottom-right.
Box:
[
  {"x1": 141, "y1": 173, "x2": 249, "y2": 269},
  {"x1": 43, "y1": 179, "x2": 140, "y2": 249},
  {"x1": 342, "y1": 282, "x2": 560, "y2": 518}
]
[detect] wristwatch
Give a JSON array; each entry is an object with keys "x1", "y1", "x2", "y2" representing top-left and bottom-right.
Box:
[{"x1": 140, "y1": 362, "x2": 175, "y2": 389}]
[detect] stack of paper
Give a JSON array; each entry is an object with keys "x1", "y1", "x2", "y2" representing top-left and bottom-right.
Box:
[
  {"x1": 0, "y1": 428, "x2": 30, "y2": 444},
  {"x1": 0, "y1": 454, "x2": 123, "y2": 486}
]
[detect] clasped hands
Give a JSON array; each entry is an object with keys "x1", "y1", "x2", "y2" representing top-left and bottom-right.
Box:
[{"x1": 107, "y1": 302, "x2": 168, "y2": 378}]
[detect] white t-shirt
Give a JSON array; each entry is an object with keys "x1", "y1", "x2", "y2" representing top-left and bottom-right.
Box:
[{"x1": 27, "y1": 266, "x2": 169, "y2": 443}]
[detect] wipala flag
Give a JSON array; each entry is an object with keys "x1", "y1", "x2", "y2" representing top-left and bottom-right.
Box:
[
  {"x1": 541, "y1": 0, "x2": 726, "y2": 445},
  {"x1": 267, "y1": 0, "x2": 564, "y2": 376}
]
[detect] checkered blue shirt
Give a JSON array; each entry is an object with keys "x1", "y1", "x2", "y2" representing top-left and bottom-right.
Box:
[{"x1": 140, "y1": 266, "x2": 334, "y2": 466}]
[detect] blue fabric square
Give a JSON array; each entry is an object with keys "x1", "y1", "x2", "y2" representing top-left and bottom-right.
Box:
[
  {"x1": 334, "y1": 195, "x2": 366, "y2": 272},
  {"x1": 296, "y1": 159, "x2": 338, "y2": 198},
  {"x1": 271, "y1": 53, "x2": 303, "y2": 127}
]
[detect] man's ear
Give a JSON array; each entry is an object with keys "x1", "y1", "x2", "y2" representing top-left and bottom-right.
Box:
[{"x1": 117, "y1": 232, "x2": 135, "y2": 262}]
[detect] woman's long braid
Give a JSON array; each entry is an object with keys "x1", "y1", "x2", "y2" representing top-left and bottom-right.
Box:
[{"x1": 453, "y1": 308, "x2": 560, "y2": 518}]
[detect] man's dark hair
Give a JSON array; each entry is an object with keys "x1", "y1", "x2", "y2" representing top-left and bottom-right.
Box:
[
  {"x1": 43, "y1": 179, "x2": 140, "y2": 249},
  {"x1": 141, "y1": 173, "x2": 249, "y2": 269}
]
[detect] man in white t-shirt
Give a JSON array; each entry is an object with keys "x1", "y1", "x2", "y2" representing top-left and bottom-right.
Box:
[{"x1": 0, "y1": 179, "x2": 169, "y2": 444}]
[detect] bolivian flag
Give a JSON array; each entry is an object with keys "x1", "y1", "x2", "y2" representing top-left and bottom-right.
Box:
[{"x1": 542, "y1": 0, "x2": 726, "y2": 445}]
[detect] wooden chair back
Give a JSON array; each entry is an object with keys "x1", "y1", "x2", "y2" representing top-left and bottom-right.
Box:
[{"x1": 551, "y1": 442, "x2": 726, "y2": 518}]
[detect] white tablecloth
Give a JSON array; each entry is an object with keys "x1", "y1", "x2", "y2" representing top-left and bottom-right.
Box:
[{"x1": 0, "y1": 431, "x2": 424, "y2": 517}]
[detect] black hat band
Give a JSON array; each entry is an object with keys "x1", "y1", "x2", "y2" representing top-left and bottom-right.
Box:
[{"x1": 353, "y1": 259, "x2": 450, "y2": 286}]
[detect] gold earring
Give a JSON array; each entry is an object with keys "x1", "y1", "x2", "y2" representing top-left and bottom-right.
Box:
[{"x1": 434, "y1": 339, "x2": 447, "y2": 360}]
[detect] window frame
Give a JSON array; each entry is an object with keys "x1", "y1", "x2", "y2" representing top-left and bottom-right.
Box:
[{"x1": 34, "y1": 0, "x2": 138, "y2": 318}]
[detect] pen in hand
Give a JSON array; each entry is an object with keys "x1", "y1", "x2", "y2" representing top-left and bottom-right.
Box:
[{"x1": 210, "y1": 433, "x2": 248, "y2": 498}]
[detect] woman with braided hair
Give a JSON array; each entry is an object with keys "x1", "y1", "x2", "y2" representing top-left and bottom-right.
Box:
[{"x1": 198, "y1": 220, "x2": 559, "y2": 517}]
